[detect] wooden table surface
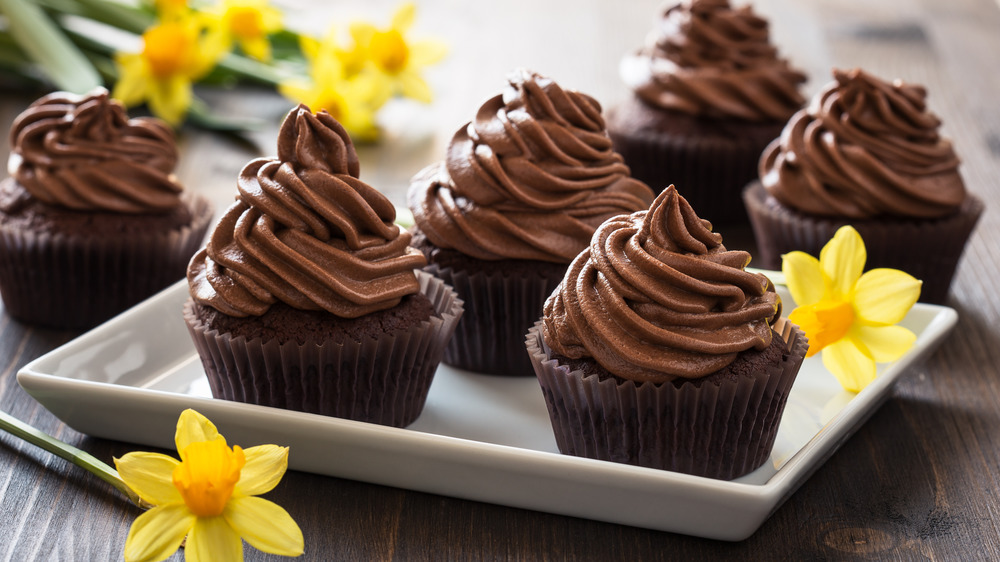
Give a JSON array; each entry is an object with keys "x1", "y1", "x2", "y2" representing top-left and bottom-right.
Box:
[{"x1": 2, "y1": 0, "x2": 999, "y2": 559}]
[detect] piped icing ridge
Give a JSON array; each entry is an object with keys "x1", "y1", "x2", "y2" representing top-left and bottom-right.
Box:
[
  {"x1": 760, "y1": 68, "x2": 967, "y2": 219},
  {"x1": 408, "y1": 69, "x2": 654, "y2": 263},
  {"x1": 620, "y1": 0, "x2": 805, "y2": 121},
  {"x1": 188, "y1": 105, "x2": 426, "y2": 318},
  {"x1": 5, "y1": 89, "x2": 182, "y2": 213},
  {"x1": 542, "y1": 185, "x2": 781, "y2": 383}
]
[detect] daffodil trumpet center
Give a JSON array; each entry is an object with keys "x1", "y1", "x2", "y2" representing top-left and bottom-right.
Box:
[
  {"x1": 172, "y1": 440, "x2": 245, "y2": 517},
  {"x1": 228, "y1": 6, "x2": 264, "y2": 39},
  {"x1": 371, "y1": 29, "x2": 409, "y2": 73},
  {"x1": 142, "y1": 23, "x2": 196, "y2": 78},
  {"x1": 788, "y1": 300, "x2": 855, "y2": 357}
]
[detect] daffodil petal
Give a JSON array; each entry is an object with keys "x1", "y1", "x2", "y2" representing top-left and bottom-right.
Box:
[
  {"x1": 186, "y1": 516, "x2": 243, "y2": 562},
  {"x1": 194, "y1": 27, "x2": 229, "y2": 77},
  {"x1": 114, "y1": 452, "x2": 183, "y2": 506},
  {"x1": 344, "y1": 115, "x2": 380, "y2": 143},
  {"x1": 123, "y1": 503, "x2": 194, "y2": 562},
  {"x1": 313, "y1": 51, "x2": 347, "y2": 81},
  {"x1": 299, "y1": 34, "x2": 320, "y2": 61},
  {"x1": 234, "y1": 445, "x2": 288, "y2": 496},
  {"x1": 239, "y1": 36, "x2": 271, "y2": 62},
  {"x1": 335, "y1": 45, "x2": 367, "y2": 78},
  {"x1": 408, "y1": 39, "x2": 448, "y2": 66},
  {"x1": 822, "y1": 337, "x2": 876, "y2": 393},
  {"x1": 277, "y1": 80, "x2": 314, "y2": 105},
  {"x1": 853, "y1": 268, "x2": 922, "y2": 325},
  {"x1": 350, "y1": 22, "x2": 376, "y2": 46},
  {"x1": 391, "y1": 2, "x2": 416, "y2": 32},
  {"x1": 782, "y1": 251, "x2": 825, "y2": 307},
  {"x1": 262, "y1": 7, "x2": 284, "y2": 32},
  {"x1": 111, "y1": 55, "x2": 150, "y2": 108},
  {"x1": 156, "y1": 0, "x2": 188, "y2": 20},
  {"x1": 397, "y1": 71, "x2": 432, "y2": 102},
  {"x1": 820, "y1": 225, "x2": 866, "y2": 300},
  {"x1": 347, "y1": 71, "x2": 392, "y2": 108},
  {"x1": 852, "y1": 324, "x2": 916, "y2": 363},
  {"x1": 175, "y1": 409, "x2": 224, "y2": 453},
  {"x1": 147, "y1": 76, "x2": 191, "y2": 126},
  {"x1": 225, "y1": 496, "x2": 304, "y2": 556},
  {"x1": 352, "y1": 123, "x2": 380, "y2": 144}
]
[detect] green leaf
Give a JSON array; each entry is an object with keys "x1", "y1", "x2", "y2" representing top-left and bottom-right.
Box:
[
  {"x1": 0, "y1": 0, "x2": 103, "y2": 93},
  {"x1": 69, "y1": 0, "x2": 152, "y2": 34},
  {"x1": 35, "y1": 0, "x2": 153, "y2": 34}
]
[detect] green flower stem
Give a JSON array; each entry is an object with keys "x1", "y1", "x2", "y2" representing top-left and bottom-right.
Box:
[
  {"x1": 71, "y1": 0, "x2": 151, "y2": 34},
  {"x1": 0, "y1": 409, "x2": 145, "y2": 508}
]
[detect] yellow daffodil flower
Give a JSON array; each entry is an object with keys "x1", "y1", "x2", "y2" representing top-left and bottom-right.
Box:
[
  {"x1": 349, "y1": 2, "x2": 447, "y2": 103},
  {"x1": 154, "y1": 0, "x2": 190, "y2": 21},
  {"x1": 113, "y1": 16, "x2": 226, "y2": 125},
  {"x1": 209, "y1": 0, "x2": 284, "y2": 62},
  {"x1": 279, "y1": 30, "x2": 388, "y2": 142},
  {"x1": 782, "y1": 226, "x2": 922, "y2": 392},
  {"x1": 115, "y1": 409, "x2": 303, "y2": 562}
]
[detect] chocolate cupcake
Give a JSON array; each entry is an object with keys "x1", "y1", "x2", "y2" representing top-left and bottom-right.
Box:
[
  {"x1": 408, "y1": 69, "x2": 654, "y2": 376},
  {"x1": 607, "y1": 0, "x2": 806, "y2": 225},
  {"x1": 184, "y1": 105, "x2": 462, "y2": 427},
  {"x1": 744, "y1": 68, "x2": 984, "y2": 303},
  {"x1": 527, "y1": 185, "x2": 807, "y2": 480},
  {"x1": 0, "y1": 89, "x2": 212, "y2": 329}
]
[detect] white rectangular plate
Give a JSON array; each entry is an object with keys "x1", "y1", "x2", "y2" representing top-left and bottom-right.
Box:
[{"x1": 18, "y1": 280, "x2": 957, "y2": 541}]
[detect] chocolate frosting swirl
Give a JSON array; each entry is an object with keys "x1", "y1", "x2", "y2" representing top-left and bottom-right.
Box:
[
  {"x1": 542, "y1": 185, "x2": 781, "y2": 382},
  {"x1": 6, "y1": 89, "x2": 182, "y2": 213},
  {"x1": 188, "y1": 105, "x2": 426, "y2": 318},
  {"x1": 408, "y1": 69, "x2": 654, "y2": 263},
  {"x1": 760, "y1": 68, "x2": 967, "y2": 219},
  {"x1": 620, "y1": 0, "x2": 806, "y2": 121}
]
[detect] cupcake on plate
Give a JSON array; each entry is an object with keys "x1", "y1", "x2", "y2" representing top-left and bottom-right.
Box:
[
  {"x1": 744, "y1": 68, "x2": 984, "y2": 303},
  {"x1": 184, "y1": 105, "x2": 462, "y2": 427},
  {"x1": 0, "y1": 89, "x2": 213, "y2": 329},
  {"x1": 607, "y1": 0, "x2": 806, "y2": 225},
  {"x1": 408, "y1": 69, "x2": 654, "y2": 376},
  {"x1": 527, "y1": 185, "x2": 807, "y2": 480}
]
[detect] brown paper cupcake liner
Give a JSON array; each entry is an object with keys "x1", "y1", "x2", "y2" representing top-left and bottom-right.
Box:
[
  {"x1": 184, "y1": 271, "x2": 463, "y2": 428},
  {"x1": 744, "y1": 181, "x2": 984, "y2": 304},
  {"x1": 425, "y1": 262, "x2": 564, "y2": 376},
  {"x1": 0, "y1": 193, "x2": 213, "y2": 329},
  {"x1": 607, "y1": 102, "x2": 784, "y2": 226},
  {"x1": 526, "y1": 318, "x2": 807, "y2": 480}
]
